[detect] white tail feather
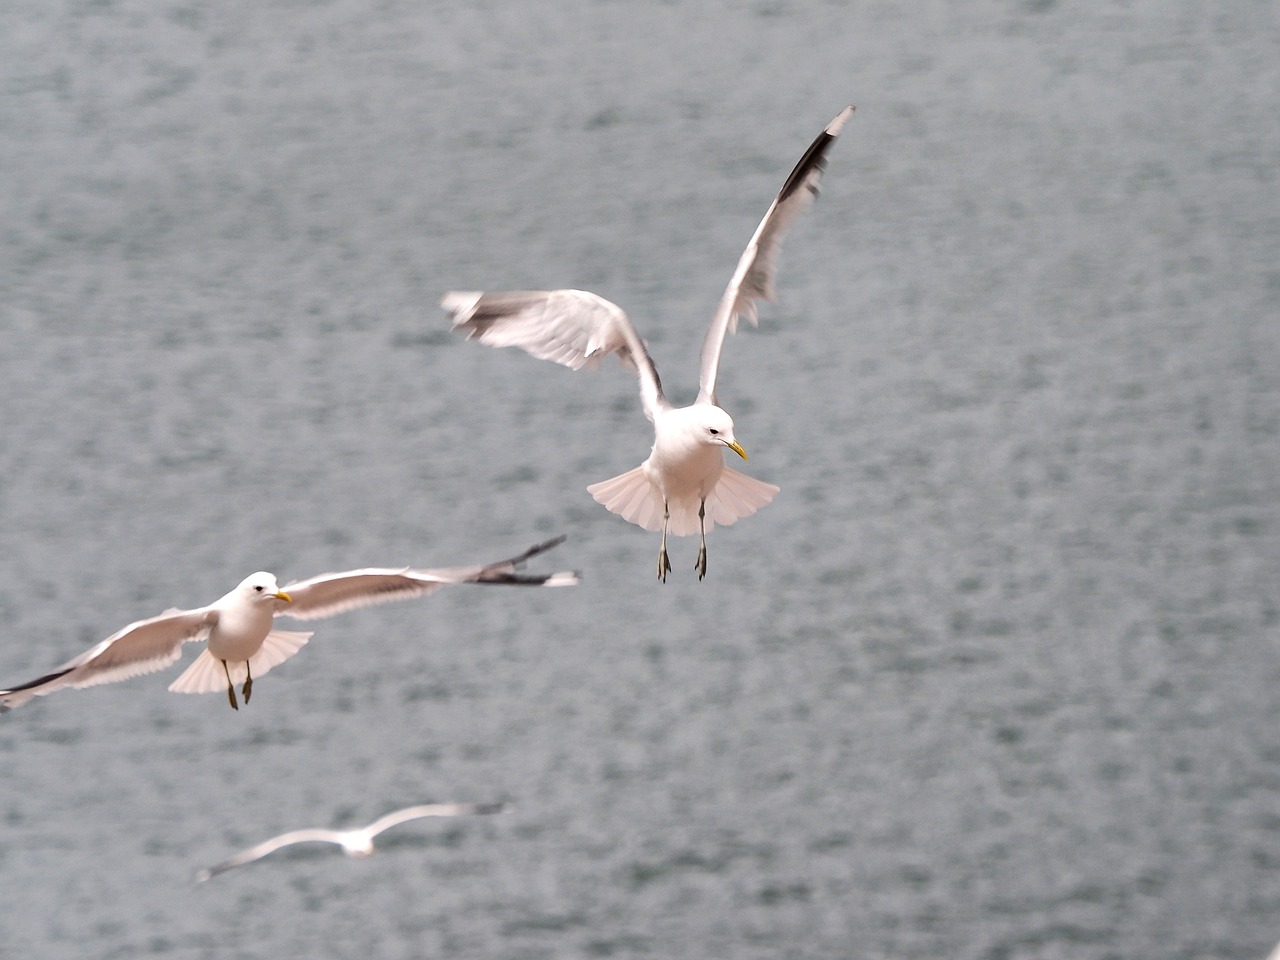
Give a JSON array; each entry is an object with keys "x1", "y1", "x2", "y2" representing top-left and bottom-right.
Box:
[
  {"x1": 168, "y1": 629, "x2": 313, "y2": 694},
  {"x1": 587, "y1": 466, "x2": 663, "y2": 532},
  {"x1": 168, "y1": 650, "x2": 228, "y2": 694},
  {"x1": 248, "y1": 629, "x2": 313, "y2": 677},
  {"x1": 705, "y1": 466, "x2": 779, "y2": 529}
]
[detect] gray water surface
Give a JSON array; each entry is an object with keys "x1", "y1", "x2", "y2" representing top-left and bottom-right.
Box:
[{"x1": 1, "y1": 2, "x2": 1278, "y2": 958}]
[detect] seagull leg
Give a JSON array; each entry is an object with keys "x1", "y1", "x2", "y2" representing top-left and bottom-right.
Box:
[
  {"x1": 242, "y1": 662, "x2": 253, "y2": 704},
  {"x1": 695, "y1": 500, "x2": 708, "y2": 580},
  {"x1": 221, "y1": 660, "x2": 239, "y2": 711},
  {"x1": 658, "y1": 501, "x2": 673, "y2": 583}
]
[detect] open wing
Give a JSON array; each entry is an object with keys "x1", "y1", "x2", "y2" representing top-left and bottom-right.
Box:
[
  {"x1": 697, "y1": 105, "x2": 855, "y2": 405},
  {"x1": 366, "y1": 802, "x2": 508, "y2": 838},
  {"x1": 195, "y1": 829, "x2": 348, "y2": 881},
  {"x1": 443, "y1": 289, "x2": 670, "y2": 423},
  {"x1": 0, "y1": 606, "x2": 218, "y2": 712},
  {"x1": 276, "y1": 537, "x2": 579, "y2": 622}
]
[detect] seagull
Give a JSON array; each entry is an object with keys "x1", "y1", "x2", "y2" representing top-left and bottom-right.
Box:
[
  {"x1": 443, "y1": 106, "x2": 854, "y2": 581},
  {"x1": 195, "y1": 801, "x2": 508, "y2": 881},
  {"x1": 0, "y1": 538, "x2": 578, "y2": 712}
]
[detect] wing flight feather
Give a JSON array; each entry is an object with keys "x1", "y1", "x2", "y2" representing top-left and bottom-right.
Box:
[
  {"x1": 697, "y1": 105, "x2": 854, "y2": 405},
  {"x1": 0, "y1": 607, "x2": 217, "y2": 711},
  {"x1": 444, "y1": 289, "x2": 669, "y2": 422},
  {"x1": 277, "y1": 538, "x2": 578, "y2": 621}
]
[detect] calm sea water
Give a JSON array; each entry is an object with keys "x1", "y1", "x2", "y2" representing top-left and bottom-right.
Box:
[{"x1": 1, "y1": 1, "x2": 1278, "y2": 958}]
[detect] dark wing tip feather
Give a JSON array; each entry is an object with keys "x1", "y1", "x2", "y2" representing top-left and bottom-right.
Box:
[
  {"x1": 472, "y1": 536, "x2": 580, "y2": 587},
  {"x1": 1, "y1": 666, "x2": 76, "y2": 701},
  {"x1": 775, "y1": 105, "x2": 855, "y2": 205},
  {"x1": 475, "y1": 570, "x2": 582, "y2": 587},
  {"x1": 477, "y1": 535, "x2": 565, "y2": 574}
]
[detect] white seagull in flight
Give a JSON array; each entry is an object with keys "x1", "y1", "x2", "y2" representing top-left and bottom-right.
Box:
[
  {"x1": 196, "y1": 802, "x2": 508, "y2": 881},
  {"x1": 443, "y1": 106, "x2": 854, "y2": 581},
  {"x1": 0, "y1": 538, "x2": 578, "y2": 712}
]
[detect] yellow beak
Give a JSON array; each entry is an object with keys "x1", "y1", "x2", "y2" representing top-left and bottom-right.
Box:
[
  {"x1": 725, "y1": 440, "x2": 748, "y2": 461},
  {"x1": 274, "y1": 590, "x2": 293, "y2": 603}
]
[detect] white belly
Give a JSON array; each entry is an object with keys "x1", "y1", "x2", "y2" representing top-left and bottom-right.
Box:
[{"x1": 206, "y1": 606, "x2": 273, "y2": 661}]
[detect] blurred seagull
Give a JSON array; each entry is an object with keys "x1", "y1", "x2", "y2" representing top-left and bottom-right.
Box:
[
  {"x1": 196, "y1": 801, "x2": 508, "y2": 881},
  {"x1": 0, "y1": 538, "x2": 578, "y2": 712},
  {"x1": 443, "y1": 106, "x2": 854, "y2": 581}
]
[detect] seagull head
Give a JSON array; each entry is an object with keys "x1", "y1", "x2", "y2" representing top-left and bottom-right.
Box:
[
  {"x1": 238, "y1": 572, "x2": 294, "y2": 605},
  {"x1": 697, "y1": 406, "x2": 748, "y2": 460}
]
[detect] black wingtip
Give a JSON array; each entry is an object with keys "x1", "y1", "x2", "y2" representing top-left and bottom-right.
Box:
[
  {"x1": 479, "y1": 570, "x2": 582, "y2": 588},
  {"x1": 494, "y1": 535, "x2": 569, "y2": 569},
  {"x1": 474, "y1": 536, "x2": 579, "y2": 586},
  {"x1": 0, "y1": 665, "x2": 77, "y2": 703},
  {"x1": 775, "y1": 106, "x2": 855, "y2": 205}
]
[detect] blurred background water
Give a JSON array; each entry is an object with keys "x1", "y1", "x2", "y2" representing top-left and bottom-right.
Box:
[{"x1": 1, "y1": 1, "x2": 1278, "y2": 957}]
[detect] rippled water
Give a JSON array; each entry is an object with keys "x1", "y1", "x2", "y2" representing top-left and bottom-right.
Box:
[{"x1": 1, "y1": 1, "x2": 1278, "y2": 958}]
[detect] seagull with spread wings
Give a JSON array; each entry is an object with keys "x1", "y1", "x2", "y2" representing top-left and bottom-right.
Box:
[
  {"x1": 443, "y1": 106, "x2": 854, "y2": 581},
  {"x1": 196, "y1": 802, "x2": 508, "y2": 881},
  {"x1": 0, "y1": 538, "x2": 578, "y2": 712}
]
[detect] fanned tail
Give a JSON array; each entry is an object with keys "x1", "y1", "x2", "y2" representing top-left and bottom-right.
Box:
[
  {"x1": 587, "y1": 465, "x2": 778, "y2": 537},
  {"x1": 657, "y1": 467, "x2": 779, "y2": 537},
  {"x1": 168, "y1": 650, "x2": 227, "y2": 695},
  {"x1": 246, "y1": 629, "x2": 313, "y2": 679},
  {"x1": 704, "y1": 466, "x2": 778, "y2": 530},
  {"x1": 587, "y1": 466, "x2": 663, "y2": 533},
  {"x1": 167, "y1": 630, "x2": 313, "y2": 694}
]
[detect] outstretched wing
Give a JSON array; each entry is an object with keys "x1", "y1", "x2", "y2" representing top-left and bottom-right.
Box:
[
  {"x1": 276, "y1": 537, "x2": 579, "y2": 622},
  {"x1": 0, "y1": 606, "x2": 218, "y2": 712},
  {"x1": 697, "y1": 105, "x2": 855, "y2": 405},
  {"x1": 195, "y1": 829, "x2": 348, "y2": 881},
  {"x1": 443, "y1": 289, "x2": 670, "y2": 423},
  {"x1": 366, "y1": 802, "x2": 508, "y2": 837}
]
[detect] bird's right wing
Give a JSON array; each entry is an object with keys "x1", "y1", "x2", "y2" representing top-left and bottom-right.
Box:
[
  {"x1": 195, "y1": 829, "x2": 346, "y2": 881},
  {"x1": 277, "y1": 537, "x2": 579, "y2": 622},
  {"x1": 0, "y1": 607, "x2": 218, "y2": 712},
  {"x1": 443, "y1": 289, "x2": 670, "y2": 422}
]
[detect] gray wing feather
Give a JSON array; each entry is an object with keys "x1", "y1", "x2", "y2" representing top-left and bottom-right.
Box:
[
  {"x1": 697, "y1": 106, "x2": 854, "y2": 405},
  {"x1": 196, "y1": 806, "x2": 507, "y2": 881},
  {"x1": 196, "y1": 829, "x2": 348, "y2": 881},
  {"x1": 366, "y1": 802, "x2": 508, "y2": 836},
  {"x1": 444, "y1": 289, "x2": 669, "y2": 422},
  {"x1": 1, "y1": 607, "x2": 218, "y2": 711},
  {"x1": 277, "y1": 538, "x2": 579, "y2": 622}
]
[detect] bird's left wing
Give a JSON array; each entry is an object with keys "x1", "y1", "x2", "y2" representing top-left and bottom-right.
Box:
[
  {"x1": 0, "y1": 606, "x2": 218, "y2": 712},
  {"x1": 276, "y1": 537, "x2": 579, "y2": 622},
  {"x1": 366, "y1": 802, "x2": 509, "y2": 836},
  {"x1": 697, "y1": 106, "x2": 854, "y2": 405}
]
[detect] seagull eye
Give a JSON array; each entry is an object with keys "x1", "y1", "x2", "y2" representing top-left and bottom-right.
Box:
[
  {"x1": 709, "y1": 428, "x2": 720, "y2": 435},
  {"x1": 254, "y1": 585, "x2": 265, "y2": 592}
]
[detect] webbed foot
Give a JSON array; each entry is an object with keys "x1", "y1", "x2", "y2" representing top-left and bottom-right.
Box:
[
  {"x1": 658, "y1": 500, "x2": 673, "y2": 583},
  {"x1": 222, "y1": 660, "x2": 239, "y2": 710},
  {"x1": 658, "y1": 546, "x2": 672, "y2": 583}
]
